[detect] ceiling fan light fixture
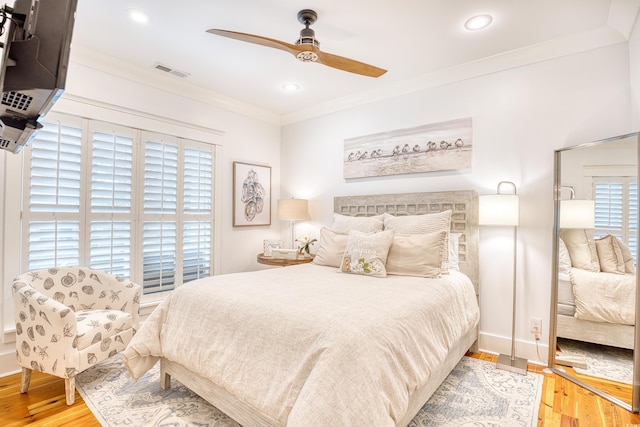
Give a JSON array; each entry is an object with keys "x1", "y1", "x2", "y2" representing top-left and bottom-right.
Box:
[
  {"x1": 464, "y1": 14, "x2": 493, "y2": 31},
  {"x1": 296, "y1": 51, "x2": 319, "y2": 62}
]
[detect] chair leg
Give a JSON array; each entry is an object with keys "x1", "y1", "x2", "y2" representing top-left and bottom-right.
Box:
[
  {"x1": 65, "y1": 376, "x2": 76, "y2": 405},
  {"x1": 20, "y1": 368, "x2": 32, "y2": 393}
]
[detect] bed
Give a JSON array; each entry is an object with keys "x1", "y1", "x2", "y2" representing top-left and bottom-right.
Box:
[
  {"x1": 556, "y1": 230, "x2": 636, "y2": 350},
  {"x1": 123, "y1": 190, "x2": 480, "y2": 426}
]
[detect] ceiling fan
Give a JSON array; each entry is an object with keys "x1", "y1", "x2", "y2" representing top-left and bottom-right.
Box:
[{"x1": 206, "y1": 9, "x2": 387, "y2": 78}]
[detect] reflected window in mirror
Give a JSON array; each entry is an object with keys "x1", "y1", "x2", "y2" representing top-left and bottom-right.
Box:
[{"x1": 591, "y1": 176, "x2": 638, "y2": 263}]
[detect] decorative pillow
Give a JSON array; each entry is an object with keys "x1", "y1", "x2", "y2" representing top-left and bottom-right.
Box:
[
  {"x1": 595, "y1": 235, "x2": 626, "y2": 274},
  {"x1": 331, "y1": 213, "x2": 384, "y2": 234},
  {"x1": 383, "y1": 210, "x2": 452, "y2": 272},
  {"x1": 559, "y1": 228, "x2": 600, "y2": 272},
  {"x1": 448, "y1": 233, "x2": 461, "y2": 272},
  {"x1": 558, "y1": 238, "x2": 572, "y2": 275},
  {"x1": 340, "y1": 230, "x2": 395, "y2": 277},
  {"x1": 382, "y1": 210, "x2": 452, "y2": 234},
  {"x1": 313, "y1": 227, "x2": 349, "y2": 268},
  {"x1": 386, "y1": 232, "x2": 448, "y2": 278},
  {"x1": 614, "y1": 236, "x2": 636, "y2": 274}
]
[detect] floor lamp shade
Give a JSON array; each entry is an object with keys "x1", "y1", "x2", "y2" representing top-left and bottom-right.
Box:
[
  {"x1": 277, "y1": 199, "x2": 310, "y2": 221},
  {"x1": 560, "y1": 199, "x2": 595, "y2": 229},
  {"x1": 479, "y1": 194, "x2": 519, "y2": 226}
]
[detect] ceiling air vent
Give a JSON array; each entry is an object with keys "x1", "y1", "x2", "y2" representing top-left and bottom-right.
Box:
[{"x1": 153, "y1": 62, "x2": 190, "y2": 79}]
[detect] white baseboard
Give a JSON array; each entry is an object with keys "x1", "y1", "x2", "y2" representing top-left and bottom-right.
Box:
[
  {"x1": 479, "y1": 331, "x2": 550, "y2": 367},
  {"x1": 0, "y1": 349, "x2": 20, "y2": 378}
]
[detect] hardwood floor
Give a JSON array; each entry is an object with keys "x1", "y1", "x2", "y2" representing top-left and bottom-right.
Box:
[{"x1": 1, "y1": 352, "x2": 640, "y2": 426}]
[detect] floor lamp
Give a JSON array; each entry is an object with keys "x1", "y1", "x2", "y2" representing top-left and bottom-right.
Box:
[
  {"x1": 277, "y1": 198, "x2": 310, "y2": 249},
  {"x1": 479, "y1": 181, "x2": 527, "y2": 375}
]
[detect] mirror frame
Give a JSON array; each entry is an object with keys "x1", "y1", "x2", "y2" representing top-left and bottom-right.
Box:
[{"x1": 548, "y1": 132, "x2": 640, "y2": 413}]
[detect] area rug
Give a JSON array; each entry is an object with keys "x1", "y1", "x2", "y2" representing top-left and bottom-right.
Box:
[
  {"x1": 76, "y1": 356, "x2": 543, "y2": 427},
  {"x1": 557, "y1": 338, "x2": 633, "y2": 385}
]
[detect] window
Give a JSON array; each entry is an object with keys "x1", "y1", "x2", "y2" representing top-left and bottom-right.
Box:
[
  {"x1": 21, "y1": 114, "x2": 216, "y2": 296},
  {"x1": 592, "y1": 177, "x2": 638, "y2": 262}
]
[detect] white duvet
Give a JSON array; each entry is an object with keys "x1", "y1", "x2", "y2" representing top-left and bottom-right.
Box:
[
  {"x1": 571, "y1": 267, "x2": 636, "y2": 325},
  {"x1": 123, "y1": 264, "x2": 479, "y2": 427}
]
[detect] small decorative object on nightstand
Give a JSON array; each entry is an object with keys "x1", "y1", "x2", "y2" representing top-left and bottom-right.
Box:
[{"x1": 257, "y1": 253, "x2": 315, "y2": 267}]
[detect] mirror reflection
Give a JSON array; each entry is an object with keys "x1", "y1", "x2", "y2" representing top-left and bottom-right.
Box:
[{"x1": 551, "y1": 133, "x2": 639, "y2": 411}]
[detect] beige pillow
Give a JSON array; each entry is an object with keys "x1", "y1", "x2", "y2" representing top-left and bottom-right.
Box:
[
  {"x1": 559, "y1": 228, "x2": 600, "y2": 272},
  {"x1": 331, "y1": 213, "x2": 384, "y2": 234},
  {"x1": 382, "y1": 210, "x2": 452, "y2": 234},
  {"x1": 383, "y1": 210, "x2": 452, "y2": 272},
  {"x1": 313, "y1": 227, "x2": 348, "y2": 268},
  {"x1": 614, "y1": 236, "x2": 636, "y2": 274},
  {"x1": 340, "y1": 230, "x2": 395, "y2": 278},
  {"x1": 595, "y1": 235, "x2": 625, "y2": 274},
  {"x1": 386, "y1": 232, "x2": 448, "y2": 278}
]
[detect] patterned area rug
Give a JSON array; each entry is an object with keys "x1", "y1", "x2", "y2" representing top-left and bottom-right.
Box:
[
  {"x1": 76, "y1": 356, "x2": 542, "y2": 427},
  {"x1": 557, "y1": 338, "x2": 633, "y2": 385}
]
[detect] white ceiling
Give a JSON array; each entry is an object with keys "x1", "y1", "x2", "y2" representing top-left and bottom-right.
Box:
[{"x1": 70, "y1": 1, "x2": 640, "y2": 124}]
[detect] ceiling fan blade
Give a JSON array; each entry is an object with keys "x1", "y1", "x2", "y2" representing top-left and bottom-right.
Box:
[
  {"x1": 207, "y1": 29, "x2": 299, "y2": 56},
  {"x1": 315, "y1": 49, "x2": 387, "y2": 78}
]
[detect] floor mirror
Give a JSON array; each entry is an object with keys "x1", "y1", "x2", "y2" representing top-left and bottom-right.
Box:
[{"x1": 549, "y1": 132, "x2": 640, "y2": 412}]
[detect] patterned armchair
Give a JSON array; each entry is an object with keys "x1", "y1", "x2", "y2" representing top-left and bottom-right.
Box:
[{"x1": 12, "y1": 267, "x2": 141, "y2": 405}]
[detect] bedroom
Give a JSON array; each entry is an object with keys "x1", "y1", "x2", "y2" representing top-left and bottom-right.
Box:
[{"x1": 0, "y1": 0, "x2": 639, "y2": 425}]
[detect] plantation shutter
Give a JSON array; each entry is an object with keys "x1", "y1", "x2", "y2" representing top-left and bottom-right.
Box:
[
  {"x1": 26, "y1": 120, "x2": 82, "y2": 270},
  {"x1": 593, "y1": 177, "x2": 637, "y2": 262},
  {"x1": 89, "y1": 128, "x2": 134, "y2": 277},
  {"x1": 21, "y1": 113, "x2": 217, "y2": 296},
  {"x1": 143, "y1": 139, "x2": 178, "y2": 293},
  {"x1": 183, "y1": 147, "x2": 213, "y2": 283}
]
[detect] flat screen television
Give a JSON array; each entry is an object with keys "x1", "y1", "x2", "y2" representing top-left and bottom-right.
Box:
[{"x1": 0, "y1": 0, "x2": 77, "y2": 153}]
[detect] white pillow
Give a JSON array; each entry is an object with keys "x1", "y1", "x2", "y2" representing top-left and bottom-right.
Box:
[
  {"x1": 558, "y1": 238, "x2": 572, "y2": 275},
  {"x1": 340, "y1": 230, "x2": 395, "y2": 278},
  {"x1": 331, "y1": 213, "x2": 384, "y2": 234},
  {"x1": 313, "y1": 227, "x2": 348, "y2": 268},
  {"x1": 559, "y1": 228, "x2": 600, "y2": 272},
  {"x1": 448, "y1": 233, "x2": 461, "y2": 272},
  {"x1": 386, "y1": 232, "x2": 448, "y2": 278}
]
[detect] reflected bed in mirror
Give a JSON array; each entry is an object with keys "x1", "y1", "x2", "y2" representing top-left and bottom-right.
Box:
[{"x1": 550, "y1": 132, "x2": 640, "y2": 412}]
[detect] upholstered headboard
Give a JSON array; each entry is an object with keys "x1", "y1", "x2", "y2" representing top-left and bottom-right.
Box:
[{"x1": 334, "y1": 190, "x2": 479, "y2": 292}]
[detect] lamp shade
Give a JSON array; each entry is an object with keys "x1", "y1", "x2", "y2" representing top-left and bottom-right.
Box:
[
  {"x1": 277, "y1": 199, "x2": 310, "y2": 221},
  {"x1": 479, "y1": 194, "x2": 519, "y2": 226},
  {"x1": 560, "y1": 199, "x2": 595, "y2": 229}
]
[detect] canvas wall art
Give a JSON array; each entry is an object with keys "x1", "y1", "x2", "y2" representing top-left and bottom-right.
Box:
[
  {"x1": 233, "y1": 161, "x2": 271, "y2": 226},
  {"x1": 343, "y1": 117, "x2": 472, "y2": 179}
]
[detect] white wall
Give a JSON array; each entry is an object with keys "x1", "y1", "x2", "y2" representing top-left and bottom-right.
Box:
[
  {"x1": 281, "y1": 43, "x2": 635, "y2": 364},
  {"x1": 0, "y1": 62, "x2": 282, "y2": 375}
]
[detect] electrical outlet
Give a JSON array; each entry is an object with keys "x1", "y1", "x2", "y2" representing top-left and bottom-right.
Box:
[{"x1": 529, "y1": 317, "x2": 542, "y2": 335}]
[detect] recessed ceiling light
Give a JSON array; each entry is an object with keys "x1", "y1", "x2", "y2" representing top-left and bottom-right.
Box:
[
  {"x1": 127, "y1": 8, "x2": 149, "y2": 23},
  {"x1": 282, "y1": 83, "x2": 300, "y2": 92},
  {"x1": 464, "y1": 14, "x2": 493, "y2": 31}
]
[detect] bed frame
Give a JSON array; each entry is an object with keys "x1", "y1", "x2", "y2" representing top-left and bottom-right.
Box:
[
  {"x1": 160, "y1": 190, "x2": 480, "y2": 426},
  {"x1": 557, "y1": 314, "x2": 634, "y2": 350}
]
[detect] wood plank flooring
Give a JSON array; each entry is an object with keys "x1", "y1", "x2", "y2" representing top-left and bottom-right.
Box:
[{"x1": 1, "y1": 352, "x2": 640, "y2": 426}]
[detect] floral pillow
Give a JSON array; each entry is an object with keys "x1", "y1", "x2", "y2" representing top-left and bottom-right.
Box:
[{"x1": 340, "y1": 230, "x2": 395, "y2": 277}]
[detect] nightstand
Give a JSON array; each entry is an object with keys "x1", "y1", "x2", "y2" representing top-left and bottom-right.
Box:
[{"x1": 257, "y1": 253, "x2": 315, "y2": 267}]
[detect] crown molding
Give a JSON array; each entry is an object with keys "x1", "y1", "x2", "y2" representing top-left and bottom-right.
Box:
[{"x1": 69, "y1": 45, "x2": 282, "y2": 126}]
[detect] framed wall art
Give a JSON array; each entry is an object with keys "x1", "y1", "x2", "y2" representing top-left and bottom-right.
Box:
[
  {"x1": 233, "y1": 161, "x2": 271, "y2": 227},
  {"x1": 343, "y1": 117, "x2": 473, "y2": 179}
]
